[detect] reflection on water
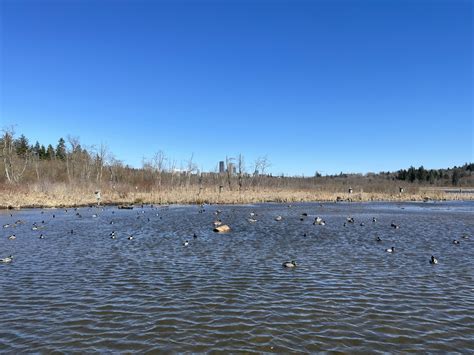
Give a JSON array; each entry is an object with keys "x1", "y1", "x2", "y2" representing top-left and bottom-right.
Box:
[{"x1": 1, "y1": 202, "x2": 473, "y2": 352}]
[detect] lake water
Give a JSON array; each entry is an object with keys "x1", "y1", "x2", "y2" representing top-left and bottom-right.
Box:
[{"x1": 1, "y1": 202, "x2": 473, "y2": 353}]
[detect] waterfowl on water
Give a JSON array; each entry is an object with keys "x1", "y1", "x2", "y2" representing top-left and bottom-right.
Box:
[
  {"x1": 282, "y1": 260, "x2": 297, "y2": 268},
  {"x1": 372, "y1": 217, "x2": 377, "y2": 223},
  {"x1": 92, "y1": 214, "x2": 97, "y2": 218},
  {"x1": 110, "y1": 231, "x2": 116, "y2": 238},
  {"x1": 301, "y1": 213, "x2": 308, "y2": 217},
  {"x1": 462, "y1": 235, "x2": 469, "y2": 240},
  {"x1": 453, "y1": 239, "x2": 460, "y2": 245},
  {"x1": 3, "y1": 224, "x2": 10, "y2": 228},
  {"x1": 248, "y1": 218, "x2": 257, "y2": 223},
  {"x1": 385, "y1": 247, "x2": 395, "y2": 253},
  {"x1": 0, "y1": 255, "x2": 13, "y2": 263},
  {"x1": 213, "y1": 220, "x2": 222, "y2": 227},
  {"x1": 391, "y1": 223, "x2": 400, "y2": 229},
  {"x1": 183, "y1": 240, "x2": 189, "y2": 247},
  {"x1": 39, "y1": 234, "x2": 45, "y2": 239},
  {"x1": 128, "y1": 235, "x2": 134, "y2": 240},
  {"x1": 376, "y1": 236, "x2": 382, "y2": 242},
  {"x1": 193, "y1": 233, "x2": 198, "y2": 239},
  {"x1": 275, "y1": 216, "x2": 283, "y2": 221},
  {"x1": 429, "y1": 255, "x2": 438, "y2": 264},
  {"x1": 347, "y1": 217, "x2": 355, "y2": 223},
  {"x1": 360, "y1": 223, "x2": 365, "y2": 226},
  {"x1": 8, "y1": 234, "x2": 16, "y2": 240}
]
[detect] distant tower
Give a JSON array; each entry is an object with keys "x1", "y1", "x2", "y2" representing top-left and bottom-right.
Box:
[{"x1": 219, "y1": 161, "x2": 225, "y2": 174}]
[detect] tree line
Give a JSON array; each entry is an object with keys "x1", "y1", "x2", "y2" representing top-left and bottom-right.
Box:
[{"x1": 1, "y1": 127, "x2": 472, "y2": 191}]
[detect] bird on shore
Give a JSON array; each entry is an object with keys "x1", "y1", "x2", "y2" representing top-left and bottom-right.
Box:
[
  {"x1": 453, "y1": 239, "x2": 460, "y2": 245},
  {"x1": 8, "y1": 234, "x2": 16, "y2": 240},
  {"x1": 385, "y1": 247, "x2": 395, "y2": 253},
  {"x1": 429, "y1": 255, "x2": 438, "y2": 264},
  {"x1": 282, "y1": 260, "x2": 297, "y2": 268},
  {"x1": 0, "y1": 255, "x2": 13, "y2": 263}
]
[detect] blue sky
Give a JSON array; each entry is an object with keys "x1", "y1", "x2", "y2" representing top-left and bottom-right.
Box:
[{"x1": 1, "y1": 0, "x2": 472, "y2": 176}]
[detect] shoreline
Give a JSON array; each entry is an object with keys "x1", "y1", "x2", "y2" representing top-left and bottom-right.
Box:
[{"x1": 1, "y1": 187, "x2": 473, "y2": 209}]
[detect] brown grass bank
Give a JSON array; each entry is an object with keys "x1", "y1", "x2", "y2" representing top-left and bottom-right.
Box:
[{"x1": 1, "y1": 183, "x2": 472, "y2": 209}]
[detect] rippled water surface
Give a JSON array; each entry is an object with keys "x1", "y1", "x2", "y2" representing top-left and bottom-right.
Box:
[{"x1": 1, "y1": 202, "x2": 473, "y2": 353}]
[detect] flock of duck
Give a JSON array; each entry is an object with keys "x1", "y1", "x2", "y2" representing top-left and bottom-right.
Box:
[{"x1": 1, "y1": 204, "x2": 470, "y2": 267}]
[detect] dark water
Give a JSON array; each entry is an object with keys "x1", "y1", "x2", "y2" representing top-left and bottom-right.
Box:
[{"x1": 1, "y1": 202, "x2": 473, "y2": 353}]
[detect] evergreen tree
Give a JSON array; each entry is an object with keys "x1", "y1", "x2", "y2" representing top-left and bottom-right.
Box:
[
  {"x1": 46, "y1": 144, "x2": 55, "y2": 160},
  {"x1": 407, "y1": 166, "x2": 416, "y2": 183},
  {"x1": 56, "y1": 138, "x2": 67, "y2": 160},
  {"x1": 39, "y1": 145, "x2": 47, "y2": 159},
  {"x1": 33, "y1": 141, "x2": 41, "y2": 156},
  {"x1": 452, "y1": 170, "x2": 460, "y2": 186},
  {"x1": 15, "y1": 134, "x2": 29, "y2": 156}
]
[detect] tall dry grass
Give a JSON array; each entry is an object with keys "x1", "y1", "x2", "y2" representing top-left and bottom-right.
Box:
[{"x1": 0, "y1": 183, "x2": 472, "y2": 209}]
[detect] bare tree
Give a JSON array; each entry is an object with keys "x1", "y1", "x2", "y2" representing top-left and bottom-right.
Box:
[
  {"x1": 238, "y1": 154, "x2": 245, "y2": 192},
  {"x1": 152, "y1": 150, "x2": 166, "y2": 188},
  {"x1": 1, "y1": 126, "x2": 29, "y2": 183}
]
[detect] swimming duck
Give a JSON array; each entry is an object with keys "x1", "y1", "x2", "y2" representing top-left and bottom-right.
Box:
[
  {"x1": 193, "y1": 233, "x2": 198, "y2": 239},
  {"x1": 347, "y1": 217, "x2": 355, "y2": 223},
  {"x1": 385, "y1": 247, "x2": 395, "y2": 253},
  {"x1": 128, "y1": 235, "x2": 134, "y2": 240},
  {"x1": 376, "y1": 236, "x2": 382, "y2": 242},
  {"x1": 39, "y1": 234, "x2": 45, "y2": 239},
  {"x1": 0, "y1": 255, "x2": 13, "y2": 263},
  {"x1": 92, "y1": 214, "x2": 97, "y2": 218},
  {"x1": 282, "y1": 260, "x2": 297, "y2": 268},
  {"x1": 453, "y1": 239, "x2": 460, "y2": 245},
  {"x1": 429, "y1": 255, "x2": 438, "y2": 264},
  {"x1": 248, "y1": 218, "x2": 257, "y2": 223},
  {"x1": 183, "y1": 240, "x2": 189, "y2": 247},
  {"x1": 391, "y1": 223, "x2": 400, "y2": 229},
  {"x1": 301, "y1": 213, "x2": 308, "y2": 217},
  {"x1": 372, "y1": 217, "x2": 377, "y2": 223},
  {"x1": 3, "y1": 224, "x2": 10, "y2": 228},
  {"x1": 8, "y1": 234, "x2": 16, "y2": 240},
  {"x1": 213, "y1": 220, "x2": 222, "y2": 227},
  {"x1": 360, "y1": 223, "x2": 365, "y2": 226},
  {"x1": 110, "y1": 231, "x2": 116, "y2": 238},
  {"x1": 275, "y1": 216, "x2": 283, "y2": 221}
]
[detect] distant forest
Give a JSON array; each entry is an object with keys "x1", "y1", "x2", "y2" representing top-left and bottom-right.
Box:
[{"x1": 1, "y1": 128, "x2": 473, "y2": 192}]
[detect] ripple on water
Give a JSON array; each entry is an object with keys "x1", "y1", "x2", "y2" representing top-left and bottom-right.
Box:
[{"x1": 0, "y1": 202, "x2": 473, "y2": 352}]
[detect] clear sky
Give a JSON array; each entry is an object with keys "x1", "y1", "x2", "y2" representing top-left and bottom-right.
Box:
[{"x1": 0, "y1": 0, "x2": 472, "y2": 176}]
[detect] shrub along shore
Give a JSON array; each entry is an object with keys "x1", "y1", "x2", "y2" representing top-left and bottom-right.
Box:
[{"x1": 1, "y1": 184, "x2": 472, "y2": 209}]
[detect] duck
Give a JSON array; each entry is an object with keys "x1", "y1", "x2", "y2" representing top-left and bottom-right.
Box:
[
  {"x1": 360, "y1": 222, "x2": 365, "y2": 226},
  {"x1": 8, "y1": 234, "x2": 16, "y2": 240},
  {"x1": 282, "y1": 260, "x2": 297, "y2": 268},
  {"x1": 462, "y1": 235, "x2": 469, "y2": 240},
  {"x1": 0, "y1": 255, "x2": 13, "y2": 263},
  {"x1": 376, "y1": 236, "x2": 382, "y2": 242},
  {"x1": 372, "y1": 217, "x2": 377, "y2": 223},
  {"x1": 347, "y1": 217, "x2": 355, "y2": 223},
  {"x1": 391, "y1": 223, "x2": 400, "y2": 229},
  {"x1": 193, "y1": 233, "x2": 198, "y2": 239},
  {"x1": 128, "y1": 235, "x2": 134, "y2": 240},
  {"x1": 39, "y1": 234, "x2": 45, "y2": 239},
  {"x1": 183, "y1": 240, "x2": 189, "y2": 247},
  {"x1": 250, "y1": 212, "x2": 256, "y2": 217},
  {"x1": 385, "y1": 246, "x2": 395, "y2": 253},
  {"x1": 275, "y1": 216, "x2": 283, "y2": 221},
  {"x1": 429, "y1": 255, "x2": 438, "y2": 264},
  {"x1": 213, "y1": 220, "x2": 222, "y2": 227},
  {"x1": 110, "y1": 231, "x2": 116, "y2": 238},
  {"x1": 453, "y1": 239, "x2": 460, "y2": 245},
  {"x1": 301, "y1": 213, "x2": 308, "y2": 217},
  {"x1": 92, "y1": 214, "x2": 98, "y2": 218},
  {"x1": 3, "y1": 224, "x2": 10, "y2": 228},
  {"x1": 248, "y1": 218, "x2": 257, "y2": 223}
]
